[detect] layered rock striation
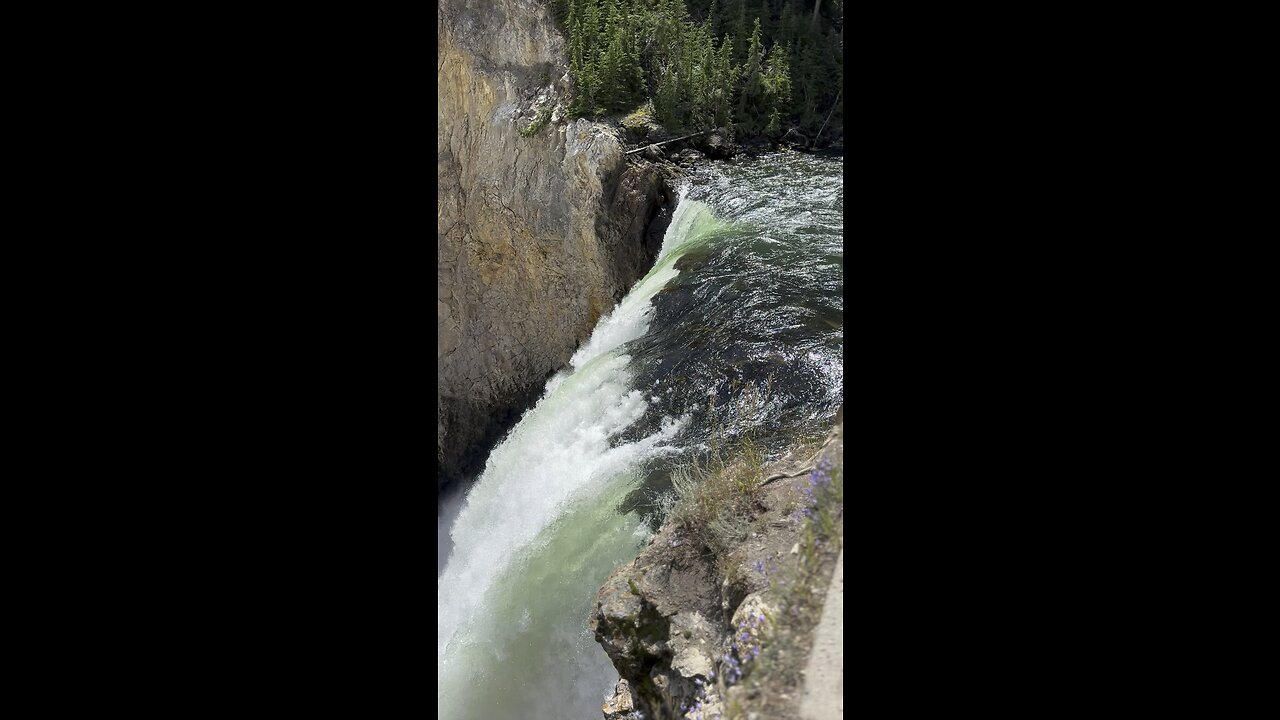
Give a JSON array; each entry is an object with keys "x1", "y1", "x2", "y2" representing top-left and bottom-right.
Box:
[{"x1": 437, "y1": 0, "x2": 674, "y2": 491}]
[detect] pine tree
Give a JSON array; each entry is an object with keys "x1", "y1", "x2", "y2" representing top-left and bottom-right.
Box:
[
  {"x1": 791, "y1": 31, "x2": 827, "y2": 128},
  {"x1": 762, "y1": 42, "x2": 792, "y2": 134},
  {"x1": 650, "y1": 0, "x2": 688, "y2": 127},
  {"x1": 736, "y1": 17, "x2": 764, "y2": 125},
  {"x1": 677, "y1": 20, "x2": 707, "y2": 126},
  {"x1": 779, "y1": 0, "x2": 798, "y2": 47},
  {"x1": 654, "y1": 0, "x2": 685, "y2": 57},
  {"x1": 596, "y1": 19, "x2": 639, "y2": 111},
  {"x1": 732, "y1": 0, "x2": 748, "y2": 63},
  {"x1": 562, "y1": 0, "x2": 839, "y2": 134},
  {"x1": 711, "y1": 33, "x2": 739, "y2": 127},
  {"x1": 569, "y1": 18, "x2": 597, "y2": 115},
  {"x1": 583, "y1": 0, "x2": 603, "y2": 46}
]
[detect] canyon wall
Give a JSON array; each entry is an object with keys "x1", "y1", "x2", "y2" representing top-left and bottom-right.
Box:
[{"x1": 438, "y1": 0, "x2": 674, "y2": 490}]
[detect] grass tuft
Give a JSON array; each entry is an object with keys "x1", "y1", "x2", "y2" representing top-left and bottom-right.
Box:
[{"x1": 666, "y1": 379, "x2": 772, "y2": 564}]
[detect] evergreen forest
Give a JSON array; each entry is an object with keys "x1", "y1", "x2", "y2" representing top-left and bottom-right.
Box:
[{"x1": 552, "y1": 0, "x2": 843, "y2": 142}]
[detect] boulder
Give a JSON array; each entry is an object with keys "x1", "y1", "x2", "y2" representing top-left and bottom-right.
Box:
[
  {"x1": 680, "y1": 148, "x2": 705, "y2": 165},
  {"x1": 781, "y1": 127, "x2": 810, "y2": 147},
  {"x1": 703, "y1": 132, "x2": 732, "y2": 159}
]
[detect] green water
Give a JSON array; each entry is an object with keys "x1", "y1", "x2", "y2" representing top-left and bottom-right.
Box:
[{"x1": 438, "y1": 152, "x2": 843, "y2": 719}]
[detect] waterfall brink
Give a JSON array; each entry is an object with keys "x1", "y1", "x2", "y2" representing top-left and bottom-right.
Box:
[
  {"x1": 558, "y1": 197, "x2": 725, "y2": 381},
  {"x1": 437, "y1": 197, "x2": 719, "y2": 720}
]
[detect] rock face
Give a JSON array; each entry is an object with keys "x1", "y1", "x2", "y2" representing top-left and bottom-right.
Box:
[
  {"x1": 590, "y1": 420, "x2": 844, "y2": 719},
  {"x1": 437, "y1": 0, "x2": 674, "y2": 490},
  {"x1": 591, "y1": 520, "x2": 726, "y2": 718},
  {"x1": 602, "y1": 678, "x2": 642, "y2": 720}
]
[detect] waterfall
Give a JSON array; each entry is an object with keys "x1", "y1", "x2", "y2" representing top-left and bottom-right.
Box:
[
  {"x1": 438, "y1": 196, "x2": 722, "y2": 719},
  {"x1": 438, "y1": 153, "x2": 843, "y2": 719}
]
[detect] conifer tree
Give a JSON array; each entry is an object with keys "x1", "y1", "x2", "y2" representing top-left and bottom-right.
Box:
[
  {"x1": 762, "y1": 42, "x2": 792, "y2": 134},
  {"x1": 568, "y1": 16, "x2": 595, "y2": 115},
  {"x1": 732, "y1": 0, "x2": 748, "y2": 63},
  {"x1": 711, "y1": 33, "x2": 739, "y2": 127},
  {"x1": 559, "y1": 0, "x2": 839, "y2": 140},
  {"x1": 736, "y1": 17, "x2": 764, "y2": 124}
]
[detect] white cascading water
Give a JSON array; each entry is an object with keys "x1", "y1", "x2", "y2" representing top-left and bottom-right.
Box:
[{"x1": 438, "y1": 196, "x2": 726, "y2": 720}]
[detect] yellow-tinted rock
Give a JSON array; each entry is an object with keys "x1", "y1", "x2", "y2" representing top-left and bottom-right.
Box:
[{"x1": 437, "y1": 0, "x2": 671, "y2": 489}]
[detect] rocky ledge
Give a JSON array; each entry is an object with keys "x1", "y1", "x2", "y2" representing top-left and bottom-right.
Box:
[{"x1": 590, "y1": 418, "x2": 844, "y2": 720}]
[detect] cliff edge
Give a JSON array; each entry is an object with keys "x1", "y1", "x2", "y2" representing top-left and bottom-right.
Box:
[
  {"x1": 437, "y1": 0, "x2": 674, "y2": 491},
  {"x1": 592, "y1": 414, "x2": 845, "y2": 719}
]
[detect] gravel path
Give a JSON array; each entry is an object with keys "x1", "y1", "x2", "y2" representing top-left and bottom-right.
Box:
[{"x1": 800, "y1": 549, "x2": 844, "y2": 719}]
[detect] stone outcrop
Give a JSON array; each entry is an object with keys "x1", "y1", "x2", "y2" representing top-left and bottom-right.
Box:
[
  {"x1": 590, "y1": 421, "x2": 844, "y2": 719},
  {"x1": 437, "y1": 0, "x2": 675, "y2": 490},
  {"x1": 589, "y1": 500, "x2": 771, "y2": 719},
  {"x1": 602, "y1": 678, "x2": 642, "y2": 720}
]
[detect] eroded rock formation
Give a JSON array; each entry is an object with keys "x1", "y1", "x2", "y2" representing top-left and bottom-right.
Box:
[
  {"x1": 437, "y1": 0, "x2": 675, "y2": 490},
  {"x1": 590, "y1": 421, "x2": 844, "y2": 720}
]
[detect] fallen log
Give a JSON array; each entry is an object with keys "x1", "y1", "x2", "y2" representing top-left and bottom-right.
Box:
[{"x1": 623, "y1": 129, "x2": 712, "y2": 155}]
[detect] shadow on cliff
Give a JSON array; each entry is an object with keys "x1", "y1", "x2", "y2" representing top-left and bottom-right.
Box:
[{"x1": 438, "y1": 162, "x2": 679, "y2": 499}]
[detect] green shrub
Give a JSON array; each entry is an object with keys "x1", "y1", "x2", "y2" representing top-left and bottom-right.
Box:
[{"x1": 519, "y1": 107, "x2": 551, "y2": 137}]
